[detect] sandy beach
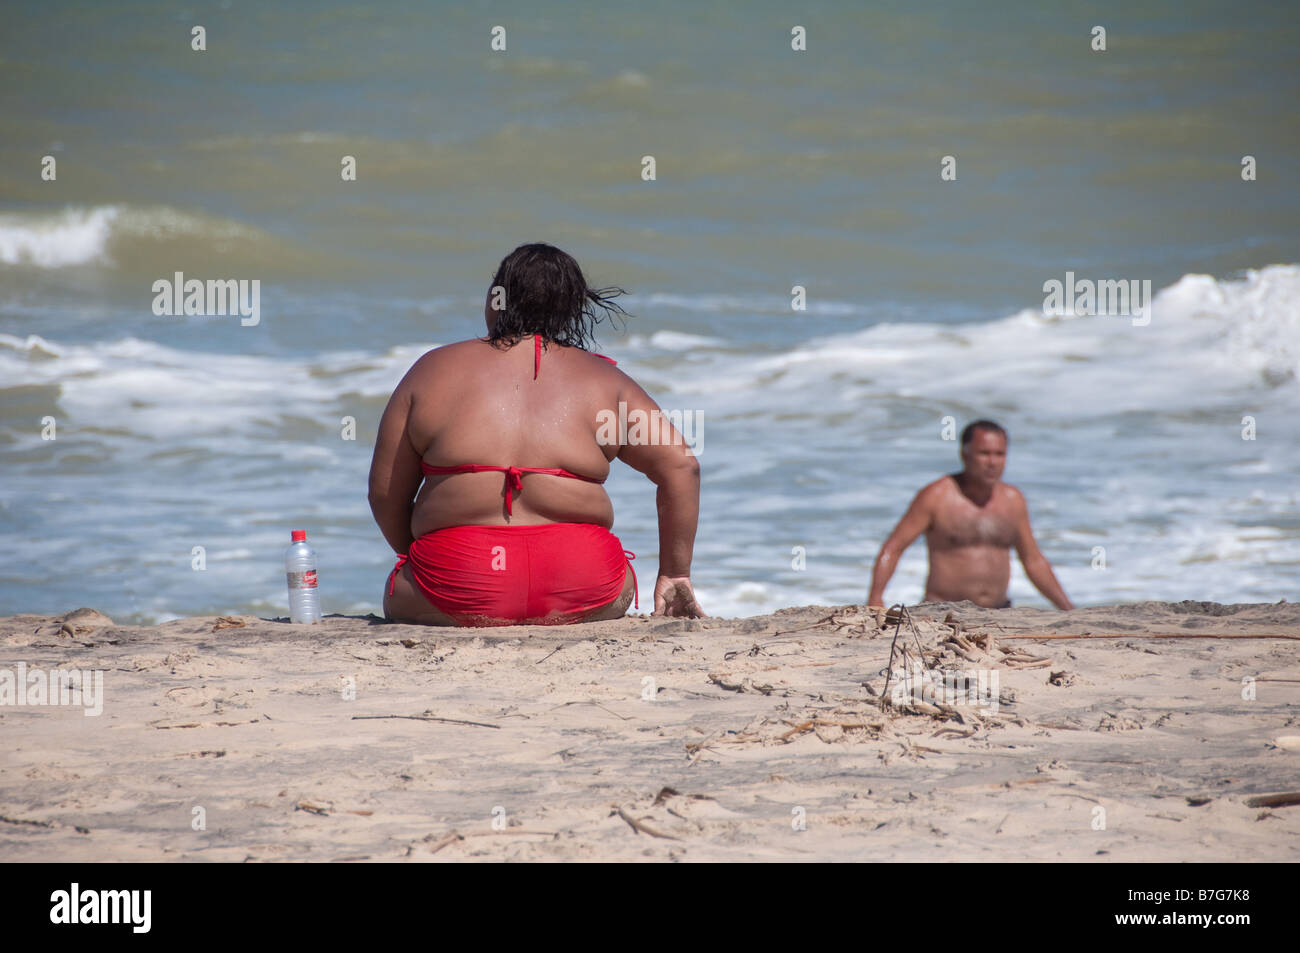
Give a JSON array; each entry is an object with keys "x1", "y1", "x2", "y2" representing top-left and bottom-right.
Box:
[{"x1": 2, "y1": 600, "x2": 1297, "y2": 862}]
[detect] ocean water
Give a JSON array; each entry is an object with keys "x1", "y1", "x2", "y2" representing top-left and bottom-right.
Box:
[{"x1": 1, "y1": 1, "x2": 1298, "y2": 622}]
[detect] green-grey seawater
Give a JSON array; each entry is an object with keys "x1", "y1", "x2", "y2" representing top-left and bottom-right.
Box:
[{"x1": 1, "y1": 1, "x2": 1297, "y2": 620}]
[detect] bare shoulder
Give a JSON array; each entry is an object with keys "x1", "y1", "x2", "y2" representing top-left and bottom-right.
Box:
[
  {"x1": 422, "y1": 338, "x2": 483, "y2": 364},
  {"x1": 997, "y1": 482, "x2": 1029, "y2": 512},
  {"x1": 583, "y1": 350, "x2": 642, "y2": 396},
  {"x1": 902, "y1": 477, "x2": 950, "y2": 516},
  {"x1": 581, "y1": 346, "x2": 630, "y2": 374},
  {"x1": 919, "y1": 475, "x2": 958, "y2": 502},
  {"x1": 402, "y1": 338, "x2": 479, "y2": 381}
]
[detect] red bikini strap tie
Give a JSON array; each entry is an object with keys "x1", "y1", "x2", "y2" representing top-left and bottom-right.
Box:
[
  {"x1": 534, "y1": 334, "x2": 541, "y2": 380},
  {"x1": 504, "y1": 466, "x2": 524, "y2": 514},
  {"x1": 387, "y1": 553, "x2": 409, "y2": 597},
  {"x1": 623, "y1": 550, "x2": 638, "y2": 610}
]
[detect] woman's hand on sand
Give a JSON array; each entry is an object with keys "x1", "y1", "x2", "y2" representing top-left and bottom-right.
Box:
[{"x1": 653, "y1": 575, "x2": 706, "y2": 618}]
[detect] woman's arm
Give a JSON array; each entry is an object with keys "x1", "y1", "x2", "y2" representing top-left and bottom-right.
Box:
[
  {"x1": 613, "y1": 376, "x2": 705, "y2": 617},
  {"x1": 368, "y1": 378, "x2": 424, "y2": 555}
]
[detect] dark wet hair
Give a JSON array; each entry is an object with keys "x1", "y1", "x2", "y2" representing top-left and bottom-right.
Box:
[
  {"x1": 961, "y1": 419, "x2": 1008, "y2": 446},
  {"x1": 483, "y1": 243, "x2": 628, "y2": 351}
]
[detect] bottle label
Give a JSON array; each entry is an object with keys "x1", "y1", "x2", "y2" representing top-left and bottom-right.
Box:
[{"x1": 287, "y1": 570, "x2": 318, "y2": 589}]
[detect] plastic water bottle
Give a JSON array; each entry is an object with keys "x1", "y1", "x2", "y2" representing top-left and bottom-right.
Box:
[{"x1": 285, "y1": 529, "x2": 321, "y2": 624}]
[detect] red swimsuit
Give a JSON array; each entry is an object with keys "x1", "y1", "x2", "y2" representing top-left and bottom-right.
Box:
[{"x1": 387, "y1": 336, "x2": 636, "y2": 625}]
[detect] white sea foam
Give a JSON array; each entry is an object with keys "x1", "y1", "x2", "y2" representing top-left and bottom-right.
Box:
[
  {"x1": 664, "y1": 265, "x2": 1300, "y2": 416},
  {"x1": 0, "y1": 204, "x2": 270, "y2": 270},
  {"x1": 5, "y1": 267, "x2": 1293, "y2": 454},
  {"x1": 624, "y1": 330, "x2": 729, "y2": 351},
  {"x1": 0, "y1": 207, "x2": 119, "y2": 267},
  {"x1": 635, "y1": 292, "x2": 868, "y2": 316},
  {"x1": 2, "y1": 267, "x2": 1296, "y2": 621}
]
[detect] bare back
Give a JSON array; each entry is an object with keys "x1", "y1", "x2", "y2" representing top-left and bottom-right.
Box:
[{"x1": 404, "y1": 337, "x2": 626, "y2": 535}]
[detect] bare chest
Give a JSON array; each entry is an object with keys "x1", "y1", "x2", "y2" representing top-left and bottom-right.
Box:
[{"x1": 928, "y1": 503, "x2": 1017, "y2": 549}]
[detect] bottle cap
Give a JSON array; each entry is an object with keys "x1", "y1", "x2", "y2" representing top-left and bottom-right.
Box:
[{"x1": 291, "y1": 530, "x2": 306, "y2": 542}]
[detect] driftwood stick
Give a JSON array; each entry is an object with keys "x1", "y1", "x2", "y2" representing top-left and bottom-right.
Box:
[
  {"x1": 768, "y1": 616, "x2": 837, "y2": 637},
  {"x1": 427, "y1": 831, "x2": 464, "y2": 854},
  {"x1": 351, "y1": 714, "x2": 501, "y2": 729},
  {"x1": 1244, "y1": 791, "x2": 1300, "y2": 809},
  {"x1": 997, "y1": 632, "x2": 1300, "y2": 641},
  {"x1": 1003, "y1": 658, "x2": 1053, "y2": 669},
  {"x1": 548, "y1": 700, "x2": 633, "y2": 721},
  {"x1": 779, "y1": 720, "x2": 815, "y2": 741},
  {"x1": 463, "y1": 829, "x2": 559, "y2": 838},
  {"x1": 615, "y1": 807, "x2": 681, "y2": 841},
  {"x1": 686, "y1": 733, "x2": 721, "y2": 765},
  {"x1": 535, "y1": 644, "x2": 565, "y2": 663}
]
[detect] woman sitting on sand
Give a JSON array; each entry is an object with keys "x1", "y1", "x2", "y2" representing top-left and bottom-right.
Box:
[{"x1": 369, "y1": 243, "x2": 705, "y2": 626}]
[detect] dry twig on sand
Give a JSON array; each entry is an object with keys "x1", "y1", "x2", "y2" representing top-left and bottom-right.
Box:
[
  {"x1": 547, "y1": 700, "x2": 632, "y2": 721},
  {"x1": 423, "y1": 828, "x2": 559, "y2": 855},
  {"x1": 707, "y1": 672, "x2": 776, "y2": 695},
  {"x1": 427, "y1": 831, "x2": 464, "y2": 854},
  {"x1": 351, "y1": 712, "x2": 500, "y2": 728},
  {"x1": 613, "y1": 806, "x2": 681, "y2": 840},
  {"x1": 997, "y1": 632, "x2": 1300, "y2": 641},
  {"x1": 1244, "y1": 791, "x2": 1300, "y2": 809}
]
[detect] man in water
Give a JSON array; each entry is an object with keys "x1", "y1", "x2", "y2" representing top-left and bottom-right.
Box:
[{"x1": 867, "y1": 420, "x2": 1073, "y2": 610}]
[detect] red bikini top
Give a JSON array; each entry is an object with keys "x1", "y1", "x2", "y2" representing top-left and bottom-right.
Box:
[{"x1": 420, "y1": 335, "x2": 616, "y2": 514}]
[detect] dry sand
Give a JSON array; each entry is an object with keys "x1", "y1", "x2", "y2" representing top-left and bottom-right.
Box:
[{"x1": 2, "y1": 600, "x2": 1298, "y2": 862}]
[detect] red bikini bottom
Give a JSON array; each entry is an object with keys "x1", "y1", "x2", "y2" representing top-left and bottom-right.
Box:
[{"x1": 388, "y1": 523, "x2": 636, "y2": 626}]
